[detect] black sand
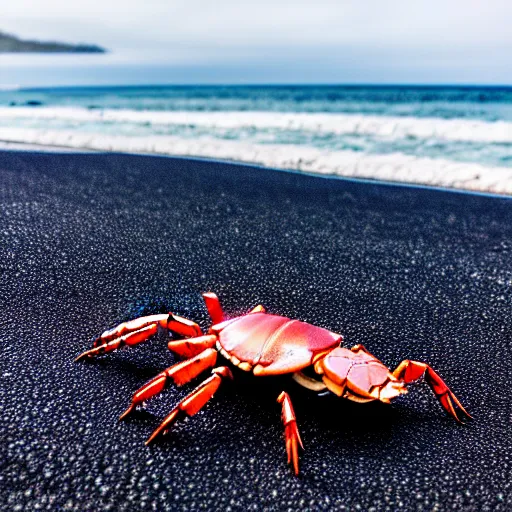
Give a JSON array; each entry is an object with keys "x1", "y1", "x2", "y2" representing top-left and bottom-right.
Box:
[{"x1": 1, "y1": 150, "x2": 511, "y2": 511}]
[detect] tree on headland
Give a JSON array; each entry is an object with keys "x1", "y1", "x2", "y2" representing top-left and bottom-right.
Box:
[{"x1": 0, "y1": 31, "x2": 106, "y2": 53}]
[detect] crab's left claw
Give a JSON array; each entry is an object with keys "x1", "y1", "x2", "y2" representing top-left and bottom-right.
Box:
[
  {"x1": 75, "y1": 312, "x2": 205, "y2": 362},
  {"x1": 74, "y1": 346, "x2": 103, "y2": 362},
  {"x1": 75, "y1": 323, "x2": 160, "y2": 362},
  {"x1": 393, "y1": 360, "x2": 472, "y2": 423}
]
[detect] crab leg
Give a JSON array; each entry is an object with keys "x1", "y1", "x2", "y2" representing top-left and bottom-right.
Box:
[
  {"x1": 146, "y1": 366, "x2": 233, "y2": 445},
  {"x1": 119, "y1": 348, "x2": 218, "y2": 420},
  {"x1": 91, "y1": 314, "x2": 170, "y2": 347},
  {"x1": 167, "y1": 334, "x2": 218, "y2": 358},
  {"x1": 393, "y1": 360, "x2": 472, "y2": 423},
  {"x1": 167, "y1": 313, "x2": 204, "y2": 338},
  {"x1": 75, "y1": 324, "x2": 159, "y2": 362},
  {"x1": 277, "y1": 391, "x2": 303, "y2": 476},
  {"x1": 202, "y1": 292, "x2": 225, "y2": 324},
  {"x1": 75, "y1": 313, "x2": 203, "y2": 362}
]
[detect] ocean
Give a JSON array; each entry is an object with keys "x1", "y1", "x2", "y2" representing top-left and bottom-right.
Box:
[{"x1": 1, "y1": 85, "x2": 511, "y2": 192}]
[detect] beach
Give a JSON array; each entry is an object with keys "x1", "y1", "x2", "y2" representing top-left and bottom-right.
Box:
[
  {"x1": 1, "y1": 149, "x2": 511, "y2": 510},
  {"x1": 1, "y1": 85, "x2": 512, "y2": 193}
]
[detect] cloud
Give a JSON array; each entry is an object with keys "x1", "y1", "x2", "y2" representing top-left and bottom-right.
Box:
[
  {"x1": 2, "y1": 1, "x2": 511, "y2": 83},
  {"x1": 3, "y1": 0, "x2": 512, "y2": 49}
]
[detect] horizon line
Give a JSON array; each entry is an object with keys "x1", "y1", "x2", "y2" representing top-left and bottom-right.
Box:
[{"x1": 7, "y1": 82, "x2": 512, "y2": 92}]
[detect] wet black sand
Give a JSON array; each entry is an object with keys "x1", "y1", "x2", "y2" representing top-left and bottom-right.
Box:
[{"x1": 1, "y1": 150, "x2": 511, "y2": 511}]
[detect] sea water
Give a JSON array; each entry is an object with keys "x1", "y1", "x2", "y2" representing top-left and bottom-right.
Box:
[{"x1": 0, "y1": 85, "x2": 511, "y2": 192}]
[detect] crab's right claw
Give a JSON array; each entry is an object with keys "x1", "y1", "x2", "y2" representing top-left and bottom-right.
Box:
[
  {"x1": 393, "y1": 360, "x2": 472, "y2": 424},
  {"x1": 425, "y1": 369, "x2": 472, "y2": 423}
]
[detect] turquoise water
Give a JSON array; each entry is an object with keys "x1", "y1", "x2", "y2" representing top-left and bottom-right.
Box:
[
  {"x1": 0, "y1": 85, "x2": 511, "y2": 181},
  {"x1": 3, "y1": 85, "x2": 512, "y2": 120}
]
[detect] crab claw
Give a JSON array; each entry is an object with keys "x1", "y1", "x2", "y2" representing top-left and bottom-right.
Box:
[
  {"x1": 75, "y1": 324, "x2": 159, "y2": 362},
  {"x1": 426, "y1": 371, "x2": 472, "y2": 423},
  {"x1": 393, "y1": 360, "x2": 472, "y2": 424}
]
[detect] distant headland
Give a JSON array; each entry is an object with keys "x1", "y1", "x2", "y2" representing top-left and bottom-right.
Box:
[{"x1": 0, "y1": 31, "x2": 106, "y2": 53}]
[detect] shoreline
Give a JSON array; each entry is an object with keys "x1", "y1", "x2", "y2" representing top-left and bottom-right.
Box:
[
  {"x1": 2, "y1": 85, "x2": 510, "y2": 196},
  {"x1": 1, "y1": 136, "x2": 511, "y2": 195},
  {"x1": 0, "y1": 139, "x2": 95, "y2": 152},
  {"x1": 3, "y1": 140, "x2": 512, "y2": 201}
]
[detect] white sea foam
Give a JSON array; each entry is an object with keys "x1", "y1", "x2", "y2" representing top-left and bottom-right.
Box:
[
  {"x1": 1, "y1": 107, "x2": 512, "y2": 144},
  {"x1": 2, "y1": 127, "x2": 512, "y2": 194}
]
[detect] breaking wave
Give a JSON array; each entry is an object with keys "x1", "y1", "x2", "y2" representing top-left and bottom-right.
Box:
[
  {"x1": 1, "y1": 127, "x2": 511, "y2": 194},
  {"x1": 1, "y1": 107, "x2": 512, "y2": 144}
]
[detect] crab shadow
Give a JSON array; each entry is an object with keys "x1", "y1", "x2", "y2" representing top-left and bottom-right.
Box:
[
  {"x1": 136, "y1": 367, "x2": 429, "y2": 455},
  {"x1": 84, "y1": 347, "x2": 436, "y2": 467},
  {"x1": 227, "y1": 369, "x2": 419, "y2": 435},
  {"x1": 84, "y1": 354, "x2": 166, "y2": 383}
]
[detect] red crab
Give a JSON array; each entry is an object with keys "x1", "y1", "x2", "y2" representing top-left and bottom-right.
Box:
[{"x1": 76, "y1": 292, "x2": 471, "y2": 475}]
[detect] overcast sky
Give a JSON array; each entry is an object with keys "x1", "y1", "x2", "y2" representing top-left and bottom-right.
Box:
[{"x1": 2, "y1": 0, "x2": 512, "y2": 84}]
